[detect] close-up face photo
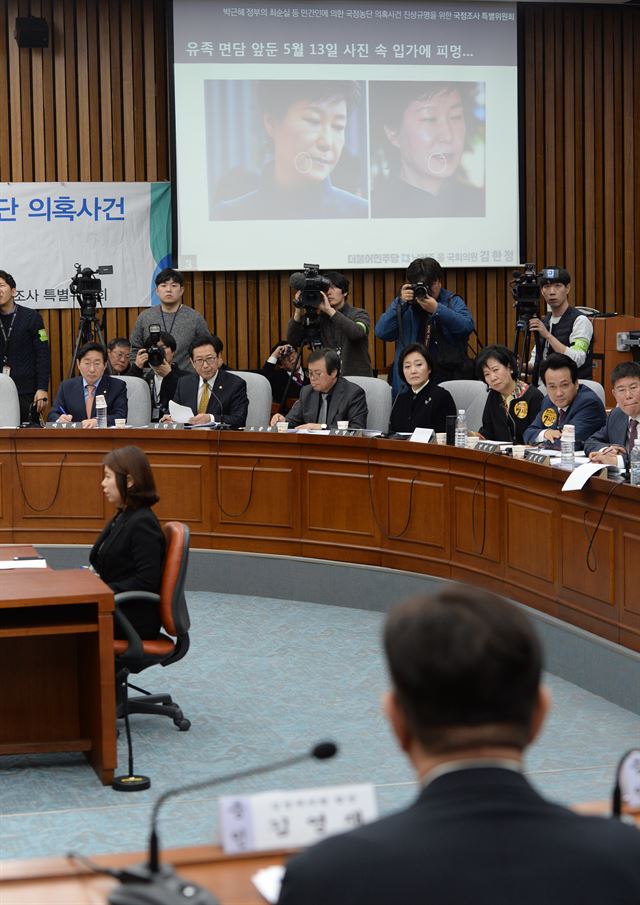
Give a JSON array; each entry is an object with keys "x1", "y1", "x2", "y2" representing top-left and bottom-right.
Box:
[
  {"x1": 402, "y1": 351, "x2": 431, "y2": 387},
  {"x1": 265, "y1": 95, "x2": 347, "y2": 187},
  {"x1": 482, "y1": 357, "x2": 514, "y2": 395},
  {"x1": 387, "y1": 88, "x2": 466, "y2": 189}
]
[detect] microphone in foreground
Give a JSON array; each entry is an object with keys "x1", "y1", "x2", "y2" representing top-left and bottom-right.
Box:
[{"x1": 70, "y1": 741, "x2": 338, "y2": 905}]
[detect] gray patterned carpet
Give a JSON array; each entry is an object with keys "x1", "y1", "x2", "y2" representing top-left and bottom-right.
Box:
[{"x1": 1, "y1": 592, "x2": 639, "y2": 862}]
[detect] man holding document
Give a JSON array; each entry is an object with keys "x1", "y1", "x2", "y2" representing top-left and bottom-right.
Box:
[{"x1": 164, "y1": 335, "x2": 248, "y2": 428}]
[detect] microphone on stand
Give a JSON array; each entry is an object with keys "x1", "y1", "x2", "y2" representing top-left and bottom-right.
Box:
[{"x1": 69, "y1": 741, "x2": 338, "y2": 905}]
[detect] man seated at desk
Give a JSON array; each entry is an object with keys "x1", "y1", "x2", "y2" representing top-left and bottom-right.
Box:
[
  {"x1": 585, "y1": 361, "x2": 640, "y2": 468},
  {"x1": 270, "y1": 348, "x2": 367, "y2": 431},
  {"x1": 129, "y1": 331, "x2": 187, "y2": 422},
  {"x1": 277, "y1": 585, "x2": 640, "y2": 905},
  {"x1": 164, "y1": 334, "x2": 248, "y2": 428},
  {"x1": 522, "y1": 353, "x2": 605, "y2": 449},
  {"x1": 48, "y1": 342, "x2": 127, "y2": 427}
]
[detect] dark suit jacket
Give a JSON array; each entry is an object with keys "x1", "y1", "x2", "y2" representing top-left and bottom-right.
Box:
[
  {"x1": 522, "y1": 384, "x2": 606, "y2": 448},
  {"x1": 277, "y1": 767, "x2": 640, "y2": 905},
  {"x1": 285, "y1": 377, "x2": 368, "y2": 429},
  {"x1": 173, "y1": 370, "x2": 248, "y2": 429},
  {"x1": 89, "y1": 506, "x2": 165, "y2": 639},
  {"x1": 584, "y1": 406, "x2": 635, "y2": 462},
  {"x1": 389, "y1": 381, "x2": 456, "y2": 434},
  {"x1": 259, "y1": 360, "x2": 308, "y2": 411},
  {"x1": 48, "y1": 374, "x2": 127, "y2": 425}
]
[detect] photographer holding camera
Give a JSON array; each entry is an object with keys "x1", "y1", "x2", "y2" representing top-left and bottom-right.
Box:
[
  {"x1": 259, "y1": 340, "x2": 309, "y2": 414},
  {"x1": 375, "y1": 257, "x2": 475, "y2": 397},
  {"x1": 286, "y1": 270, "x2": 373, "y2": 377},
  {"x1": 129, "y1": 331, "x2": 187, "y2": 422}
]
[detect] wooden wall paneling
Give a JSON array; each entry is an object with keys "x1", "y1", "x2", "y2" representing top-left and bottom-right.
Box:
[
  {"x1": 98, "y1": 0, "x2": 113, "y2": 182},
  {"x1": 143, "y1": 0, "x2": 158, "y2": 181},
  {"x1": 108, "y1": 0, "x2": 123, "y2": 181},
  {"x1": 120, "y1": 0, "x2": 136, "y2": 179},
  {"x1": 622, "y1": 23, "x2": 635, "y2": 315}
]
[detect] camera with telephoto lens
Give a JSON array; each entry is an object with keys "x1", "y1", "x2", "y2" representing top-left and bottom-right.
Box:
[
  {"x1": 146, "y1": 345, "x2": 166, "y2": 367},
  {"x1": 511, "y1": 262, "x2": 540, "y2": 322},
  {"x1": 290, "y1": 263, "x2": 332, "y2": 312}
]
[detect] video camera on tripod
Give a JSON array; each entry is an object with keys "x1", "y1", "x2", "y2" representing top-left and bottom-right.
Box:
[
  {"x1": 510, "y1": 262, "x2": 540, "y2": 323},
  {"x1": 67, "y1": 263, "x2": 113, "y2": 377},
  {"x1": 70, "y1": 263, "x2": 113, "y2": 318}
]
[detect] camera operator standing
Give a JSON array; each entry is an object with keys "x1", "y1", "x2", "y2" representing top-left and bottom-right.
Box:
[
  {"x1": 286, "y1": 271, "x2": 373, "y2": 377},
  {"x1": 527, "y1": 267, "x2": 594, "y2": 381},
  {"x1": 375, "y1": 257, "x2": 475, "y2": 397},
  {"x1": 129, "y1": 332, "x2": 187, "y2": 422}
]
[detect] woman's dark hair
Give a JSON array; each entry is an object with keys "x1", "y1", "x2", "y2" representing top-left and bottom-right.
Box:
[
  {"x1": 398, "y1": 343, "x2": 434, "y2": 375},
  {"x1": 257, "y1": 80, "x2": 361, "y2": 118},
  {"x1": 103, "y1": 446, "x2": 159, "y2": 510},
  {"x1": 476, "y1": 345, "x2": 517, "y2": 382}
]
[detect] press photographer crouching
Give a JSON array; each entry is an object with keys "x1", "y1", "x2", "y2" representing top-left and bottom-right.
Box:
[
  {"x1": 286, "y1": 268, "x2": 373, "y2": 377},
  {"x1": 259, "y1": 340, "x2": 309, "y2": 415},
  {"x1": 129, "y1": 331, "x2": 187, "y2": 422}
]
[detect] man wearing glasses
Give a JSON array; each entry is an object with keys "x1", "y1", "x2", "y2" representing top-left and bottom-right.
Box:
[
  {"x1": 167, "y1": 335, "x2": 248, "y2": 428},
  {"x1": 585, "y1": 362, "x2": 640, "y2": 467}
]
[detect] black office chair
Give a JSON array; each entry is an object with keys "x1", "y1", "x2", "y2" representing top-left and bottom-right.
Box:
[{"x1": 114, "y1": 521, "x2": 191, "y2": 730}]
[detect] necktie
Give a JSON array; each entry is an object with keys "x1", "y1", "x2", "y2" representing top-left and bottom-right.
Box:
[
  {"x1": 558, "y1": 408, "x2": 566, "y2": 427},
  {"x1": 318, "y1": 393, "x2": 328, "y2": 425},
  {"x1": 85, "y1": 384, "x2": 95, "y2": 419},
  {"x1": 627, "y1": 418, "x2": 638, "y2": 454},
  {"x1": 198, "y1": 382, "x2": 210, "y2": 414}
]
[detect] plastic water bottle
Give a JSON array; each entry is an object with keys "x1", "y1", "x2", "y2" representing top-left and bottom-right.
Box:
[
  {"x1": 560, "y1": 423, "x2": 575, "y2": 468},
  {"x1": 454, "y1": 409, "x2": 467, "y2": 448},
  {"x1": 630, "y1": 439, "x2": 640, "y2": 487},
  {"x1": 95, "y1": 394, "x2": 107, "y2": 428}
]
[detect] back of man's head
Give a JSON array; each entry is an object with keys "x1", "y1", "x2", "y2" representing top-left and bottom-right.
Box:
[{"x1": 384, "y1": 585, "x2": 542, "y2": 755}]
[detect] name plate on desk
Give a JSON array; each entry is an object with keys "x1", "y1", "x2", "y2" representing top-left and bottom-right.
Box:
[
  {"x1": 476, "y1": 441, "x2": 501, "y2": 454},
  {"x1": 219, "y1": 783, "x2": 378, "y2": 854},
  {"x1": 525, "y1": 450, "x2": 551, "y2": 465}
]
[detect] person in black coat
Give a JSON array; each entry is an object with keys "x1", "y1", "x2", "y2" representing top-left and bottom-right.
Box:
[
  {"x1": 259, "y1": 340, "x2": 308, "y2": 414},
  {"x1": 389, "y1": 343, "x2": 456, "y2": 434},
  {"x1": 90, "y1": 445, "x2": 165, "y2": 639},
  {"x1": 129, "y1": 331, "x2": 187, "y2": 421},
  {"x1": 277, "y1": 585, "x2": 640, "y2": 905},
  {"x1": 476, "y1": 345, "x2": 543, "y2": 444}
]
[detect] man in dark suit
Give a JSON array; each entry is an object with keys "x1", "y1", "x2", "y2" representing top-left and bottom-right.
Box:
[
  {"x1": 585, "y1": 361, "x2": 640, "y2": 468},
  {"x1": 278, "y1": 585, "x2": 640, "y2": 905},
  {"x1": 522, "y1": 352, "x2": 605, "y2": 448},
  {"x1": 270, "y1": 348, "x2": 367, "y2": 430},
  {"x1": 48, "y1": 342, "x2": 127, "y2": 426},
  {"x1": 168, "y1": 334, "x2": 248, "y2": 429},
  {"x1": 259, "y1": 341, "x2": 308, "y2": 414},
  {"x1": 129, "y1": 331, "x2": 187, "y2": 422}
]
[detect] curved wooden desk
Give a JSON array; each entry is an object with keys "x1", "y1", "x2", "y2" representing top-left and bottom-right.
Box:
[{"x1": 1, "y1": 428, "x2": 638, "y2": 654}]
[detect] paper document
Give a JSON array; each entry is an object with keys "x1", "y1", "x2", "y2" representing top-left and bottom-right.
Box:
[
  {"x1": 0, "y1": 558, "x2": 47, "y2": 569},
  {"x1": 295, "y1": 429, "x2": 331, "y2": 435},
  {"x1": 168, "y1": 400, "x2": 194, "y2": 424},
  {"x1": 561, "y1": 461, "x2": 607, "y2": 491},
  {"x1": 252, "y1": 866, "x2": 285, "y2": 904}
]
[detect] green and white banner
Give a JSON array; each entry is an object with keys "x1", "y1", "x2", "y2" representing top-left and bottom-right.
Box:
[{"x1": 0, "y1": 182, "x2": 172, "y2": 308}]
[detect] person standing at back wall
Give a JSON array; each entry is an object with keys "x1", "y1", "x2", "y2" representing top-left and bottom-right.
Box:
[{"x1": 129, "y1": 268, "x2": 209, "y2": 374}]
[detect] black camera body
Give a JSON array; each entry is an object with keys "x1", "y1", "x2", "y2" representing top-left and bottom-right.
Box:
[
  {"x1": 410, "y1": 282, "x2": 433, "y2": 302},
  {"x1": 147, "y1": 345, "x2": 166, "y2": 368},
  {"x1": 290, "y1": 263, "x2": 331, "y2": 312},
  {"x1": 70, "y1": 263, "x2": 113, "y2": 319},
  {"x1": 511, "y1": 263, "x2": 540, "y2": 322}
]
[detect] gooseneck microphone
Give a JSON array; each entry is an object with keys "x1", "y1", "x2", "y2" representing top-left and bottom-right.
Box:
[{"x1": 69, "y1": 741, "x2": 338, "y2": 905}]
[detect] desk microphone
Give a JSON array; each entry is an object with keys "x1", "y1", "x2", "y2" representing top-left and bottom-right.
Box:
[{"x1": 69, "y1": 740, "x2": 338, "y2": 905}]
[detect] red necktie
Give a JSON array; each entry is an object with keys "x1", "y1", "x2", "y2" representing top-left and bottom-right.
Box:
[{"x1": 627, "y1": 418, "x2": 638, "y2": 454}]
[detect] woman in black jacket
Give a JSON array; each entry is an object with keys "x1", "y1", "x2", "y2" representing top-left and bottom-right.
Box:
[
  {"x1": 389, "y1": 343, "x2": 456, "y2": 434},
  {"x1": 90, "y1": 445, "x2": 165, "y2": 639},
  {"x1": 476, "y1": 345, "x2": 543, "y2": 444}
]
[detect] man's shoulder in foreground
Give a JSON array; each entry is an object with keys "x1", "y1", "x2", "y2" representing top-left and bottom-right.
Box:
[{"x1": 278, "y1": 769, "x2": 640, "y2": 905}]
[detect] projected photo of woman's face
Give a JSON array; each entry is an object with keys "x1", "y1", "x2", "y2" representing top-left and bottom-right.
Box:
[
  {"x1": 208, "y1": 79, "x2": 369, "y2": 221},
  {"x1": 369, "y1": 81, "x2": 486, "y2": 219}
]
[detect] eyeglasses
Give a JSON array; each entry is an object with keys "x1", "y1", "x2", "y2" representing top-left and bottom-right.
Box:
[
  {"x1": 193, "y1": 356, "x2": 219, "y2": 366},
  {"x1": 613, "y1": 383, "x2": 640, "y2": 396}
]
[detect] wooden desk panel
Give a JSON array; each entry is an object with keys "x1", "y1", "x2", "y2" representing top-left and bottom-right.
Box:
[{"x1": 1, "y1": 429, "x2": 640, "y2": 654}]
